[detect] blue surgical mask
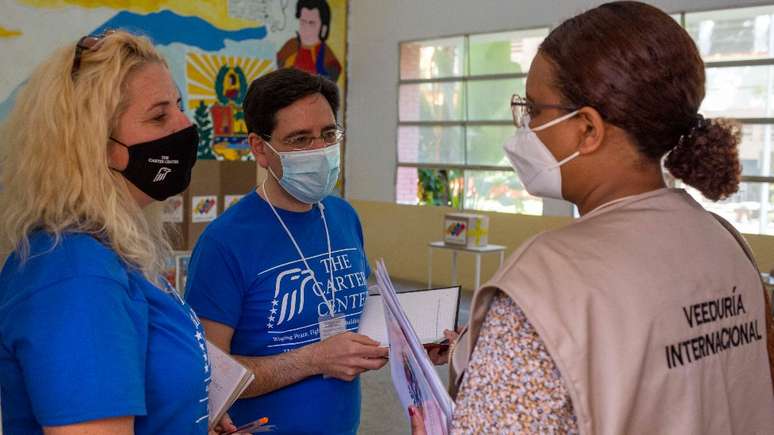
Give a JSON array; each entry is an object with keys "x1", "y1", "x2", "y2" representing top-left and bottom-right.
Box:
[{"x1": 265, "y1": 142, "x2": 341, "y2": 204}]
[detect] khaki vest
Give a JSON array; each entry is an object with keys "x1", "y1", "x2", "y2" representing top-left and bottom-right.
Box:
[{"x1": 450, "y1": 189, "x2": 774, "y2": 434}]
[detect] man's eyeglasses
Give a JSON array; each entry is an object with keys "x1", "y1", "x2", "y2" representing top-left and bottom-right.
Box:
[
  {"x1": 511, "y1": 94, "x2": 578, "y2": 128},
  {"x1": 71, "y1": 30, "x2": 116, "y2": 78},
  {"x1": 263, "y1": 127, "x2": 345, "y2": 151}
]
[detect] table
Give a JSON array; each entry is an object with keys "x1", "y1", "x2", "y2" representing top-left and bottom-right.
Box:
[{"x1": 428, "y1": 241, "x2": 507, "y2": 290}]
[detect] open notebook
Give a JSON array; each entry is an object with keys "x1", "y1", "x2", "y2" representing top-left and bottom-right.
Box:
[
  {"x1": 359, "y1": 286, "x2": 460, "y2": 346},
  {"x1": 206, "y1": 340, "x2": 255, "y2": 428}
]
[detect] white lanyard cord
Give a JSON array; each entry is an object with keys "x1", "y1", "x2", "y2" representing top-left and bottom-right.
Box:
[{"x1": 262, "y1": 181, "x2": 338, "y2": 315}]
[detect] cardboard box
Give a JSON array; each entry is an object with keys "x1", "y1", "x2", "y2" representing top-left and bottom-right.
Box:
[
  {"x1": 165, "y1": 160, "x2": 258, "y2": 250},
  {"x1": 443, "y1": 213, "x2": 489, "y2": 248}
]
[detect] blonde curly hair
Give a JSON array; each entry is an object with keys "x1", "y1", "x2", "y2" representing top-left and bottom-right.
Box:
[{"x1": 0, "y1": 31, "x2": 174, "y2": 284}]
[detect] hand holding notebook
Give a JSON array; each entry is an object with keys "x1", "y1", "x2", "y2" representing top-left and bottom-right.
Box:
[{"x1": 205, "y1": 340, "x2": 257, "y2": 429}]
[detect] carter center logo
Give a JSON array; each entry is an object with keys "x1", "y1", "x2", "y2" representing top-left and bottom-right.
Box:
[
  {"x1": 269, "y1": 268, "x2": 319, "y2": 328},
  {"x1": 153, "y1": 167, "x2": 172, "y2": 182}
]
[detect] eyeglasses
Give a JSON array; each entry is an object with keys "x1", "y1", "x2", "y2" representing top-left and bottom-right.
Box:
[
  {"x1": 511, "y1": 94, "x2": 578, "y2": 128},
  {"x1": 263, "y1": 127, "x2": 345, "y2": 151},
  {"x1": 71, "y1": 30, "x2": 116, "y2": 78}
]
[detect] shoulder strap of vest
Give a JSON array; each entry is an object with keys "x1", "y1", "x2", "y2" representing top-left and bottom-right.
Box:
[{"x1": 710, "y1": 212, "x2": 774, "y2": 393}]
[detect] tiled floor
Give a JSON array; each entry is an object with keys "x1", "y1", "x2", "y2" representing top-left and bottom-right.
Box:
[{"x1": 358, "y1": 278, "x2": 472, "y2": 434}]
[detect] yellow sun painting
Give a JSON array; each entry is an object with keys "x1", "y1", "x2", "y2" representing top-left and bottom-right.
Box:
[
  {"x1": 186, "y1": 53, "x2": 273, "y2": 160},
  {"x1": 186, "y1": 53, "x2": 272, "y2": 109}
]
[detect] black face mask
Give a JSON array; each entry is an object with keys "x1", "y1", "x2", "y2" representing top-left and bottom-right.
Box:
[{"x1": 110, "y1": 125, "x2": 199, "y2": 201}]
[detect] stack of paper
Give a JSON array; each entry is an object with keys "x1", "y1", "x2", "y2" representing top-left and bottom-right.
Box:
[
  {"x1": 375, "y1": 260, "x2": 455, "y2": 435},
  {"x1": 206, "y1": 340, "x2": 256, "y2": 429}
]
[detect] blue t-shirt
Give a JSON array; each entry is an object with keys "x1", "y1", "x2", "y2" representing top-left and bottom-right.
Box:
[
  {"x1": 0, "y1": 232, "x2": 210, "y2": 435},
  {"x1": 185, "y1": 192, "x2": 371, "y2": 435}
]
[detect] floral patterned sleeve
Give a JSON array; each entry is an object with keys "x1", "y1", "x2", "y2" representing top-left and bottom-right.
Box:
[{"x1": 451, "y1": 292, "x2": 579, "y2": 434}]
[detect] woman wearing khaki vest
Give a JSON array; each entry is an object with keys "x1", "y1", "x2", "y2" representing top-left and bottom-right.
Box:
[{"x1": 411, "y1": 2, "x2": 774, "y2": 434}]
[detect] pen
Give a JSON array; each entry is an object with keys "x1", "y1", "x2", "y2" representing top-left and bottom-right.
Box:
[{"x1": 225, "y1": 417, "x2": 272, "y2": 434}]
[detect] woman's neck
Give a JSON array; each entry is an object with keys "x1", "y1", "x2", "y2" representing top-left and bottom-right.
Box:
[{"x1": 575, "y1": 166, "x2": 667, "y2": 216}]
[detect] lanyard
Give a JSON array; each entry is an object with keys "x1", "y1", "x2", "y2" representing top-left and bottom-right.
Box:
[
  {"x1": 262, "y1": 181, "x2": 338, "y2": 316},
  {"x1": 161, "y1": 276, "x2": 186, "y2": 306}
]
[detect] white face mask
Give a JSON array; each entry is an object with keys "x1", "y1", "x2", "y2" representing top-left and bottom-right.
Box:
[
  {"x1": 502, "y1": 110, "x2": 580, "y2": 200},
  {"x1": 265, "y1": 142, "x2": 341, "y2": 204}
]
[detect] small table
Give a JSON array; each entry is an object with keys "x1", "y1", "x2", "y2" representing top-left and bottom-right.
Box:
[{"x1": 428, "y1": 241, "x2": 507, "y2": 290}]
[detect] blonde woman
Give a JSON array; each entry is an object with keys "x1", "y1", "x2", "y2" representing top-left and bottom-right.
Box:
[{"x1": 0, "y1": 32, "x2": 239, "y2": 434}]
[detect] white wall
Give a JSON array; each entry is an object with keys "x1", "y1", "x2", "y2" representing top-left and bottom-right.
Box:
[{"x1": 345, "y1": 0, "x2": 773, "y2": 204}]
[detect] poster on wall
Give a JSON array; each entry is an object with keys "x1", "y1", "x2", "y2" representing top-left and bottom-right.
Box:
[
  {"x1": 225, "y1": 194, "x2": 244, "y2": 210},
  {"x1": 161, "y1": 195, "x2": 184, "y2": 223},
  {"x1": 192, "y1": 195, "x2": 218, "y2": 223},
  {"x1": 0, "y1": 0, "x2": 348, "y2": 170}
]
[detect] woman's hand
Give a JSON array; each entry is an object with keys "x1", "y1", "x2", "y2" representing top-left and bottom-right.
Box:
[
  {"x1": 408, "y1": 405, "x2": 427, "y2": 435},
  {"x1": 426, "y1": 329, "x2": 459, "y2": 365},
  {"x1": 209, "y1": 413, "x2": 245, "y2": 435}
]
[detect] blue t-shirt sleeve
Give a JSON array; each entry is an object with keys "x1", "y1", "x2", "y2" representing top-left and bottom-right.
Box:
[
  {"x1": 185, "y1": 234, "x2": 244, "y2": 328},
  {"x1": 5, "y1": 276, "x2": 148, "y2": 426}
]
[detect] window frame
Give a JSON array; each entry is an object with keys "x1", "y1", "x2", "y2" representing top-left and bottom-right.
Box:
[
  {"x1": 396, "y1": 6, "x2": 774, "y2": 234},
  {"x1": 395, "y1": 27, "x2": 550, "y2": 214}
]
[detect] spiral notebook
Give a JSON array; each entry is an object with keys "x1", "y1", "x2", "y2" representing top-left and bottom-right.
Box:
[{"x1": 206, "y1": 340, "x2": 255, "y2": 428}]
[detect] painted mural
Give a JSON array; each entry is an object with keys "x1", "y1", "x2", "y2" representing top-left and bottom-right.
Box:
[{"x1": 0, "y1": 0, "x2": 348, "y2": 161}]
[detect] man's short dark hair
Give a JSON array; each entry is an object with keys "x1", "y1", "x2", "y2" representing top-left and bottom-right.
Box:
[
  {"x1": 296, "y1": 0, "x2": 331, "y2": 41},
  {"x1": 243, "y1": 68, "x2": 340, "y2": 137}
]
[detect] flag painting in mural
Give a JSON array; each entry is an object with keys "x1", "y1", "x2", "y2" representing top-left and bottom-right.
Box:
[
  {"x1": 0, "y1": 0, "x2": 348, "y2": 161},
  {"x1": 187, "y1": 54, "x2": 273, "y2": 161}
]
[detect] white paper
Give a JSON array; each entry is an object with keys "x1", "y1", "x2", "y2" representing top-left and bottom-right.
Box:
[
  {"x1": 206, "y1": 340, "x2": 255, "y2": 428},
  {"x1": 359, "y1": 287, "x2": 459, "y2": 346},
  {"x1": 161, "y1": 195, "x2": 184, "y2": 223},
  {"x1": 375, "y1": 261, "x2": 454, "y2": 435}
]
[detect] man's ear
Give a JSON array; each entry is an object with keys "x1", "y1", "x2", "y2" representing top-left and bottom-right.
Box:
[
  {"x1": 249, "y1": 133, "x2": 270, "y2": 169},
  {"x1": 576, "y1": 106, "x2": 605, "y2": 156}
]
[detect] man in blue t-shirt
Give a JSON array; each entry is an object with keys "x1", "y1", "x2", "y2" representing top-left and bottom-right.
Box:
[{"x1": 185, "y1": 68, "x2": 388, "y2": 434}]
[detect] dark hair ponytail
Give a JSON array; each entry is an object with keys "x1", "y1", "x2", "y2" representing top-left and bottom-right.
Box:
[
  {"x1": 664, "y1": 117, "x2": 742, "y2": 201},
  {"x1": 540, "y1": 1, "x2": 740, "y2": 201}
]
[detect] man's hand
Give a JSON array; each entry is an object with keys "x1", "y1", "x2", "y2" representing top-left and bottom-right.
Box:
[
  {"x1": 307, "y1": 332, "x2": 389, "y2": 381},
  {"x1": 426, "y1": 329, "x2": 459, "y2": 366}
]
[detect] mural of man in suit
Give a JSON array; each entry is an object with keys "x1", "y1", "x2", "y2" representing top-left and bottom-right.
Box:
[{"x1": 277, "y1": 0, "x2": 341, "y2": 82}]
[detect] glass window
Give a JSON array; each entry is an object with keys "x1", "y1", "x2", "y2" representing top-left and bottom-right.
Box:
[
  {"x1": 397, "y1": 126, "x2": 464, "y2": 165},
  {"x1": 680, "y1": 5, "x2": 774, "y2": 235},
  {"x1": 467, "y1": 78, "x2": 524, "y2": 121},
  {"x1": 397, "y1": 29, "x2": 547, "y2": 216},
  {"x1": 395, "y1": 167, "x2": 464, "y2": 208},
  {"x1": 396, "y1": 10, "x2": 774, "y2": 233},
  {"x1": 466, "y1": 125, "x2": 514, "y2": 166},
  {"x1": 683, "y1": 181, "x2": 774, "y2": 235},
  {"x1": 739, "y1": 124, "x2": 774, "y2": 177},
  {"x1": 400, "y1": 37, "x2": 465, "y2": 80},
  {"x1": 469, "y1": 28, "x2": 548, "y2": 76},
  {"x1": 685, "y1": 6, "x2": 774, "y2": 62},
  {"x1": 398, "y1": 82, "x2": 465, "y2": 122},
  {"x1": 463, "y1": 170, "x2": 542, "y2": 215},
  {"x1": 702, "y1": 65, "x2": 774, "y2": 118},
  {"x1": 396, "y1": 166, "x2": 420, "y2": 205}
]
